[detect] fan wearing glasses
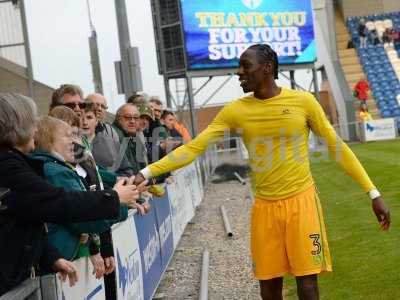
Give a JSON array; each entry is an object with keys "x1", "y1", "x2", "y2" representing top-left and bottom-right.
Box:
[
  {"x1": 50, "y1": 84, "x2": 85, "y2": 117},
  {"x1": 86, "y1": 93, "x2": 108, "y2": 121},
  {"x1": 112, "y1": 104, "x2": 142, "y2": 174}
]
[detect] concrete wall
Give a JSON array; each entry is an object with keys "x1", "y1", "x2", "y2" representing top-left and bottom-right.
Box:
[
  {"x1": 0, "y1": 67, "x2": 54, "y2": 116},
  {"x1": 338, "y1": 0, "x2": 400, "y2": 19},
  {"x1": 382, "y1": 0, "x2": 400, "y2": 13}
]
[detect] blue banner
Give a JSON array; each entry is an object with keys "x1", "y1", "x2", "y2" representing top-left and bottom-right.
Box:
[
  {"x1": 152, "y1": 192, "x2": 174, "y2": 273},
  {"x1": 180, "y1": 0, "x2": 316, "y2": 69},
  {"x1": 133, "y1": 199, "x2": 163, "y2": 300}
]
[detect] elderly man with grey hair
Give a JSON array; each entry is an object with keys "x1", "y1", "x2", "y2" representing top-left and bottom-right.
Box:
[
  {"x1": 112, "y1": 103, "x2": 147, "y2": 174},
  {"x1": 0, "y1": 93, "x2": 140, "y2": 296}
]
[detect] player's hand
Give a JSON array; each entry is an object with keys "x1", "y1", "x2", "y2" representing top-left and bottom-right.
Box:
[
  {"x1": 372, "y1": 197, "x2": 390, "y2": 230},
  {"x1": 128, "y1": 175, "x2": 148, "y2": 193},
  {"x1": 132, "y1": 173, "x2": 146, "y2": 187}
]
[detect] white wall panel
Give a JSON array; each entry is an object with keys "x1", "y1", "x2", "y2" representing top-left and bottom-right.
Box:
[{"x1": 0, "y1": 2, "x2": 26, "y2": 66}]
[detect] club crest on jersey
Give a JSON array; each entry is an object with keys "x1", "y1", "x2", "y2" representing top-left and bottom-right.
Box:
[{"x1": 242, "y1": 0, "x2": 262, "y2": 10}]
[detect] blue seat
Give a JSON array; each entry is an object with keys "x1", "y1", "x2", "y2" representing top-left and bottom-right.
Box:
[
  {"x1": 377, "y1": 98, "x2": 387, "y2": 105},
  {"x1": 382, "y1": 110, "x2": 392, "y2": 118},
  {"x1": 363, "y1": 60, "x2": 372, "y2": 67},
  {"x1": 391, "y1": 108, "x2": 400, "y2": 116},
  {"x1": 379, "y1": 104, "x2": 389, "y2": 112}
]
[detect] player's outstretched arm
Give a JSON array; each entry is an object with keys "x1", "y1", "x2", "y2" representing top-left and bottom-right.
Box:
[{"x1": 136, "y1": 104, "x2": 234, "y2": 183}]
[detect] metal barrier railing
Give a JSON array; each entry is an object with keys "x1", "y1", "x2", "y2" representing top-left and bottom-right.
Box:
[
  {"x1": 0, "y1": 152, "x2": 219, "y2": 300},
  {"x1": 0, "y1": 278, "x2": 41, "y2": 300}
]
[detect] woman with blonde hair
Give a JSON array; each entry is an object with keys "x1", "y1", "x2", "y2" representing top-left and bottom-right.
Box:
[{"x1": 33, "y1": 116, "x2": 129, "y2": 266}]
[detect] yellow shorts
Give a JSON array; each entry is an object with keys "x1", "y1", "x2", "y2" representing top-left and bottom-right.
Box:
[{"x1": 251, "y1": 185, "x2": 332, "y2": 280}]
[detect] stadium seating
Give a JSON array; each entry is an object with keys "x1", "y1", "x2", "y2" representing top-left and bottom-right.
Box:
[{"x1": 347, "y1": 12, "x2": 400, "y2": 128}]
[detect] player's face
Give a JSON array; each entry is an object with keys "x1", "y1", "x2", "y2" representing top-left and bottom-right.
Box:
[{"x1": 237, "y1": 49, "x2": 267, "y2": 93}]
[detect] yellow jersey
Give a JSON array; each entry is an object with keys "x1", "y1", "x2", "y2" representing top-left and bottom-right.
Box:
[
  {"x1": 359, "y1": 111, "x2": 372, "y2": 122},
  {"x1": 142, "y1": 88, "x2": 375, "y2": 200}
]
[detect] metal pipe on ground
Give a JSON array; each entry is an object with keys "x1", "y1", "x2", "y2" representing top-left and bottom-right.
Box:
[
  {"x1": 199, "y1": 249, "x2": 209, "y2": 300},
  {"x1": 220, "y1": 205, "x2": 233, "y2": 237},
  {"x1": 233, "y1": 172, "x2": 246, "y2": 185}
]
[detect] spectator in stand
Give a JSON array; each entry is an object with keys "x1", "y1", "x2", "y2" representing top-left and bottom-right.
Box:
[
  {"x1": 51, "y1": 105, "x2": 145, "y2": 299},
  {"x1": 127, "y1": 93, "x2": 148, "y2": 106},
  {"x1": 0, "y1": 93, "x2": 139, "y2": 296},
  {"x1": 161, "y1": 110, "x2": 184, "y2": 152},
  {"x1": 137, "y1": 104, "x2": 168, "y2": 194},
  {"x1": 391, "y1": 29, "x2": 400, "y2": 45},
  {"x1": 50, "y1": 84, "x2": 85, "y2": 117},
  {"x1": 86, "y1": 93, "x2": 134, "y2": 176},
  {"x1": 382, "y1": 28, "x2": 393, "y2": 46},
  {"x1": 354, "y1": 77, "x2": 370, "y2": 104},
  {"x1": 148, "y1": 98, "x2": 171, "y2": 159},
  {"x1": 358, "y1": 19, "x2": 368, "y2": 48},
  {"x1": 149, "y1": 97, "x2": 191, "y2": 143},
  {"x1": 174, "y1": 117, "x2": 192, "y2": 143},
  {"x1": 32, "y1": 116, "x2": 128, "y2": 277},
  {"x1": 124, "y1": 98, "x2": 152, "y2": 168},
  {"x1": 358, "y1": 103, "x2": 373, "y2": 123},
  {"x1": 369, "y1": 29, "x2": 381, "y2": 45},
  {"x1": 112, "y1": 103, "x2": 151, "y2": 211},
  {"x1": 149, "y1": 97, "x2": 163, "y2": 121},
  {"x1": 138, "y1": 103, "x2": 155, "y2": 156},
  {"x1": 112, "y1": 104, "x2": 143, "y2": 173}
]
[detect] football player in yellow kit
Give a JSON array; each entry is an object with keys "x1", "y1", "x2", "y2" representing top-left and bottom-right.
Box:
[{"x1": 133, "y1": 44, "x2": 390, "y2": 300}]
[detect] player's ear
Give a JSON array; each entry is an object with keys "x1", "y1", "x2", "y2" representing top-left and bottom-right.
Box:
[{"x1": 264, "y1": 62, "x2": 272, "y2": 75}]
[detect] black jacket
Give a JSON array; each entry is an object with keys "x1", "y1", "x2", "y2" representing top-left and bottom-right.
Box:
[{"x1": 0, "y1": 147, "x2": 121, "y2": 295}]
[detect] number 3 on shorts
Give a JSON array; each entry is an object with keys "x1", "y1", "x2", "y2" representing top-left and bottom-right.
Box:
[{"x1": 309, "y1": 233, "x2": 322, "y2": 255}]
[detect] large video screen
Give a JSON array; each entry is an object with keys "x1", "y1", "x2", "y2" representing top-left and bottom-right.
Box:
[{"x1": 180, "y1": 0, "x2": 316, "y2": 70}]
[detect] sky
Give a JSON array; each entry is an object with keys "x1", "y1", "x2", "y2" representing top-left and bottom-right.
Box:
[{"x1": 24, "y1": 0, "x2": 316, "y2": 113}]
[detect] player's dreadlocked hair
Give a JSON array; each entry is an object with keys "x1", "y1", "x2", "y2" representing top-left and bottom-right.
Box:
[{"x1": 248, "y1": 44, "x2": 279, "y2": 79}]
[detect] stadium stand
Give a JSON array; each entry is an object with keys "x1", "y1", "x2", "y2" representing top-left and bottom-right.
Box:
[{"x1": 347, "y1": 12, "x2": 400, "y2": 129}]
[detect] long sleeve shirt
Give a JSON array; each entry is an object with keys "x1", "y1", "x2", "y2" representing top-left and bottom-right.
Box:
[{"x1": 141, "y1": 88, "x2": 375, "y2": 200}]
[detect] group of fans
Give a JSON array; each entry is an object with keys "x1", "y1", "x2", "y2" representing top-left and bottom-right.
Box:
[
  {"x1": 357, "y1": 18, "x2": 400, "y2": 48},
  {"x1": 0, "y1": 85, "x2": 190, "y2": 298}
]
